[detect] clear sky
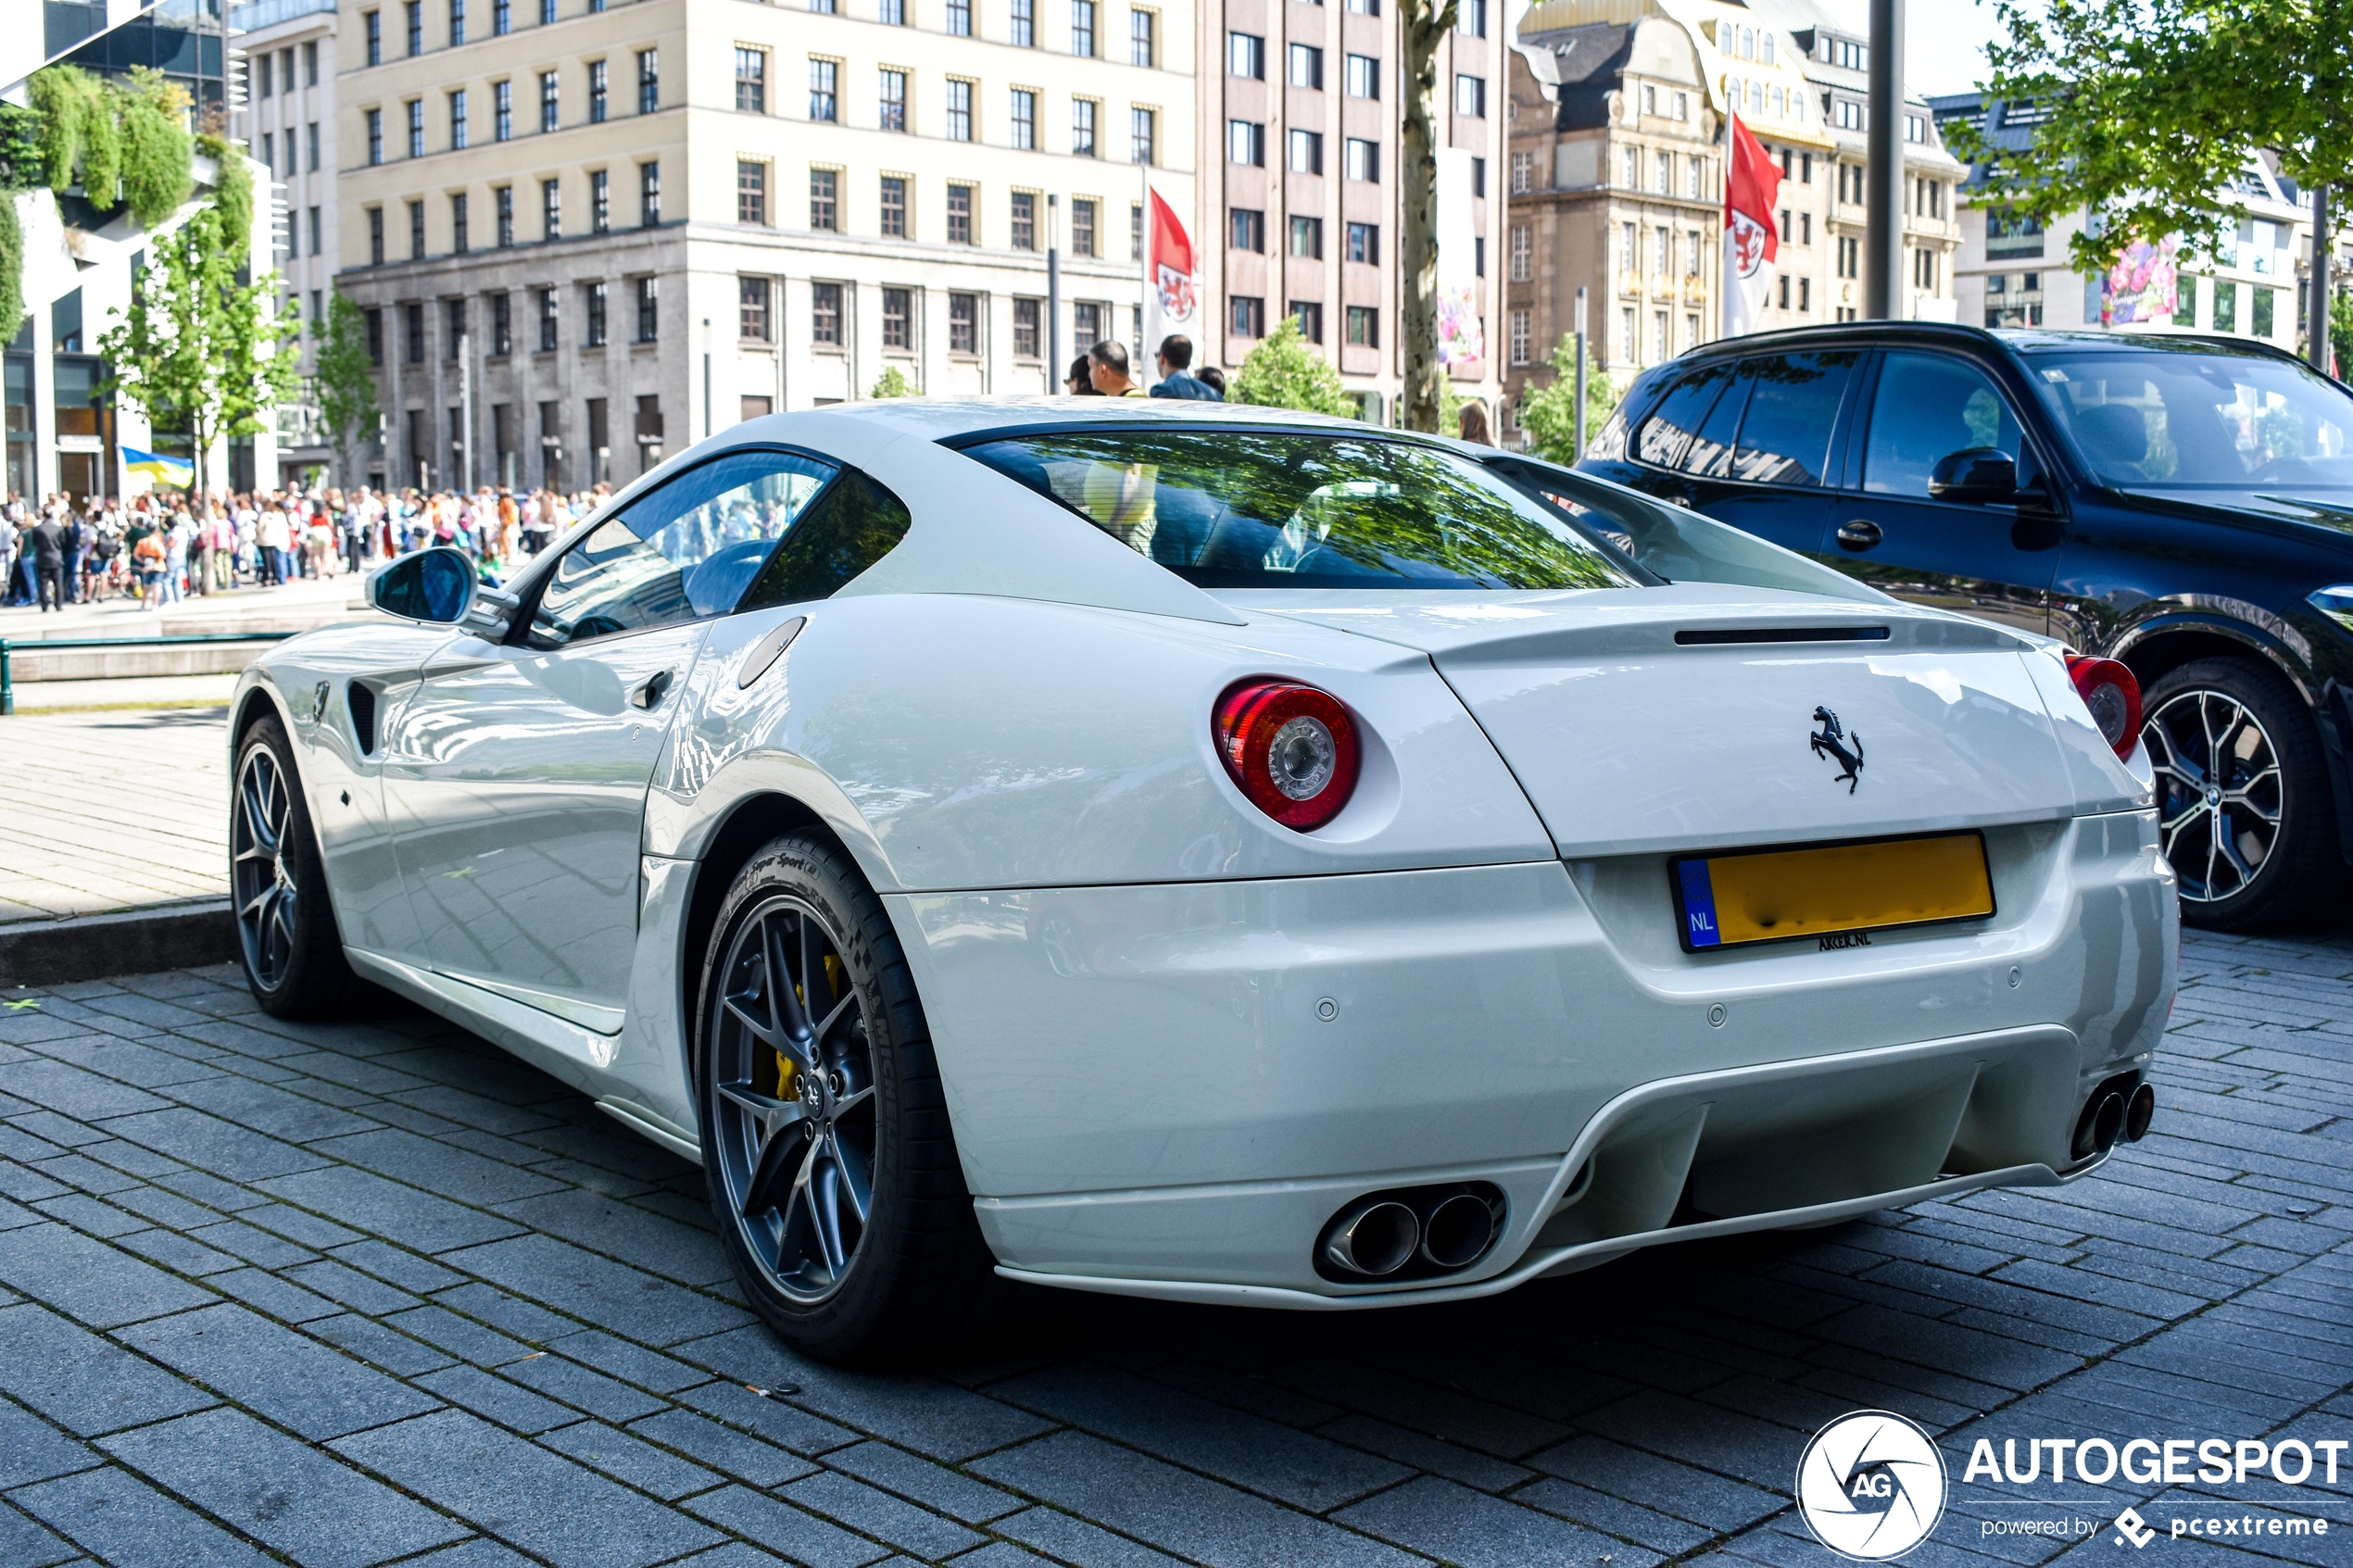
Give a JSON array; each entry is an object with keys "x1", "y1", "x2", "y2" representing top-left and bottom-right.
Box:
[{"x1": 1818, "y1": 0, "x2": 2015, "y2": 98}]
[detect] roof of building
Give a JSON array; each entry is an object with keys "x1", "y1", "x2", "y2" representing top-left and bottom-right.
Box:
[{"x1": 1515, "y1": 20, "x2": 1642, "y2": 132}]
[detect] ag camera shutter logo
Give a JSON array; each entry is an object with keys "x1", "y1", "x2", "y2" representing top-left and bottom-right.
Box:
[{"x1": 1796, "y1": 1411, "x2": 1949, "y2": 1560}]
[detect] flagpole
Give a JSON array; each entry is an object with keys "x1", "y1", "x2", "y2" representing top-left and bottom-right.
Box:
[{"x1": 1720, "y1": 101, "x2": 1733, "y2": 342}]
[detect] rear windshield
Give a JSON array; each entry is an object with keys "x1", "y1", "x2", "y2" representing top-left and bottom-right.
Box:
[{"x1": 963, "y1": 428, "x2": 1642, "y2": 590}]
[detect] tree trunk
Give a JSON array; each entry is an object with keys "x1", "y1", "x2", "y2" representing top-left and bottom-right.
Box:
[{"x1": 1399, "y1": 0, "x2": 1455, "y2": 433}]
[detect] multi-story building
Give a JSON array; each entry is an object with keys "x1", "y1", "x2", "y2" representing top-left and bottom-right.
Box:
[
  {"x1": 1932, "y1": 94, "x2": 2310, "y2": 354},
  {"x1": 1195, "y1": 0, "x2": 1505, "y2": 423},
  {"x1": 335, "y1": 0, "x2": 1195, "y2": 494},
  {"x1": 233, "y1": 0, "x2": 341, "y2": 480},
  {"x1": 1500, "y1": 0, "x2": 1959, "y2": 443}
]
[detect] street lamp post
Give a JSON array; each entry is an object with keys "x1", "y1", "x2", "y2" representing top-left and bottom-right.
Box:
[{"x1": 1863, "y1": 0, "x2": 1906, "y2": 320}]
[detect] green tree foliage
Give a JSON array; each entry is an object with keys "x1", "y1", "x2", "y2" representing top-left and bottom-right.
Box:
[
  {"x1": 869, "y1": 364, "x2": 914, "y2": 397},
  {"x1": 1516, "y1": 337, "x2": 1621, "y2": 465},
  {"x1": 1232, "y1": 318, "x2": 1357, "y2": 417},
  {"x1": 313, "y1": 290, "x2": 380, "y2": 484},
  {"x1": 0, "y1": 195, "x2": 20, "y2": 346},
  {"x1": 2330, "y1": 289, "x2": 2352, "y2": 377},
  {"x1": 1398, "y1": 0, "x2": 1460, "y2": 432},
  {"x1": 197, "y1": 131, "x2": 251, "y2": 245},
  {"x1": 1956, "y1": 0, "x2": 2351, "y2": 272},
  {"x1": 25, "y1": 66, "x2": 192, "y2": 223},
  {"x1": 98, "y1": 199, "x2": 298, "y2": 494},
  {"x1": 118, "y1": 71, "x2": 195, "y2": 229}
]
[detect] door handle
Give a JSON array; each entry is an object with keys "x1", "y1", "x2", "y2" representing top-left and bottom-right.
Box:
[
  {"x1": 1835, "y1": 520, "x2": 1884, "y2": 550},
  {"x1": 630, "y1": 670, "x2": 674, "y2": 709}
]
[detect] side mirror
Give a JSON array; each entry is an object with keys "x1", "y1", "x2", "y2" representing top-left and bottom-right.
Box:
[
  {"x1": 1927, "y1": 447, "x2": 2019, "y2": 504},
  {"x1": 369, "y1": 546, "x2": 478, "y2": 625}
]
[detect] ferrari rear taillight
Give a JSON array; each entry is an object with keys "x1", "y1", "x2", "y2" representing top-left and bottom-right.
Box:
[
  {"x1": 2066, "y1": 654, "x2": 2143, "y2": 759},
  {"x1": 1213, "y1": 678, "x2": 1363, "y2": 830}
]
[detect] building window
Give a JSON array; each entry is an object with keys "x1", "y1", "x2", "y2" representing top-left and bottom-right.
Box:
[
  {"x1": 405, "y1": 301, "x2": 425, "y2": 362},
  {"x1": 1071, "y1": 196, "x2": 1097, "y2": 256},
  {"x1": 1007, "y1": 295, "x2": 1038, "y2": 357},
  {"x1": 537, "y1": 288, "x2": 558, "y2": 351},
  {"x1": 810, "y1": 59, "x2": 837, "y2": 121},
  {"x1": 1686, "y1": 228, "x2": 1701, "y2": 275},
  {"x1": 1798, "y1": 276, "x2": 1811, "y2": 311},
  {"x1": 884, "y1": 287, "x2": 913, "y2": 349},
  {"x1": 636, "y1": 49, "x2": 659, "y2": 113},
  {"x1": 405, "y1": 0, "x2": 422, "y2": 53},
  {"x1": 1071, "y1": 0, "x2": 1096, "y2": 53},
  {"x1": 368, "y1": 206, "x2": 384, "y2": 264},
  {"x1": 1073, "y1": 301, "x2": 1101, "y2": 345},
  {"x1": 408, "y1": 197, "x2": 425, "y2": 257},
  {"x1": 879, "y1": 175, "x2": 907, "y2": 235},
  {"x1": 490, "y1": 293, "x2": 511, "y2": 353},
  {"x1": 585, "y1": 282, "x2": 608, "y2": 346},
  {"x1": 587, "y1": 58, "x2": 608, "y2": 120},
  {"x1": 451, "y1": 192, "x2": 470, "y2": 251},
  {"x1": 1230, "y1": 295, "x2": 1265, "y2": 337},
  {"x1": 494, "y1": 79, "x2": 512, "y2": 139},
  {"x1": 1131, "y1": 8, "x2": 1153, "y2": 66},
  {"x1": 1905, "y1": 112, "x2": 1925, "y2": 143},
  {"x1": 1289, "y1": 129, "x2": 1322, "y2": 173},
  {"x1": 1510, "y1": 150, "x2": 1531, "y2": 193},
  {"x1": 1508, "y1": 307, "x2": 1530, "y2": 364},
  {"x1": 590, "y1": 167, "x2": 610, "y2": 231},
  {"x1": 492, "y1": 0, "x2": 509, "y2": 32},
  {"x1": 1346, "y1": 305, "x2": 1378, "y2": 347},
  {"x1": 1289, "y1": 301, "x2": 1323, "y2": 343},
  {"x1": 1458, "y1": 0, "x2": 1485, "y2": 34},
  {"x1": 1228, "y1": 119, "x2": 1265, "y2": 166},
  {"x1": 538, "y1": 69, "x2": 559, "y2": 132},
  {"x1": 946, "y1": 0, "x2": 969, "y2": 33},
  {"x1": 1289, "y1": 43, "x2": 1322, "y2": 88},
  {"x1": 308, "y1": 206, "x2": 321, "y2": 252},
  {"x1": 542, "y1": 175, "x2": 561, "y2": 236},
  {"x1": 366, "y1": 107, "x2": 384, "y2": 165},
  {"x1": 1289, "y1": 215, "x2": 1322, "y2": 258},
  {"x1": 739, "y1": 275, "x2": 773, "y2": 340},
  {"x1": 810, "y1": 167, "x2": 838, "y2": 230},
  {"x1": 1454, "y1": 74, "x2": 1485, "y2": 117},
  {"x1": 451, "y1": 91, "x2": 475, "y2": 149},
  {"x1": 946, "y1": 79, "x2": 972, "y2": 141},
  {"x1": 638, "y1": 161, "x2": 659, "y2": 225},
  {"x1": 262, "y1": 131, "x2": 275, "y2": 175},
  {"x1": 1655, "y1": 151, "x2": 1670, "y2": 194},
  {"x1": 1011, "y1": 89, "x2": 1035, "y2": 148},
  {"x1": 880, "y1": 70, "x2": 907, "y2": 130},
  {"x1": 1228, "y1": 30, "x2": 1264, "y2": 76},
  {"x1": 736, "y1": 48, "x2": 766, "y2": 112},
  {"x1": 1652, "y1": 309, "x2": 1667, "y2": 360},
  {"x1": 366, "y1": 10, "x2": 382, "y2": 66},
  {"x1": 1011, "y1": 190, "x2": 1037, "y2": 249},
  {"x1": 1131, "y1": 201, "x2": 1143, "y2": 259},
  {"x1": 1656, "y1": 225, "x2": 1670, "y2": 272},
  {"x1": 1345, "y1": 137, "x2": 1378, "y2": 181},
  {"x1": 1509, "y1": 224, "x2": 1529, "y2": 282},
  {"x1": 1346, "y1": 53, "x2": 1378, "y2": 96},
  {"x1": 1131, "y1": 107, "x2": 1154, "y2": 165},
  {"x1": 406, "y1": 98, "x2": 424, "y2": 157},
  {"x1": 496, "y1": 183, "x2": 514, "y2": 245},
  {"x1": 947, "y1": 182, "x2": 974, "y2": 243},
  {"x1": 1230, "y1": 207, "x2": 1264, "y2": 252},
  {"x1": 737, "y1": 160, "x2": 768, "y2": 224},
  {"x1": 949, "y1": 292, "x2": 978, "y2": 353},
  {"x1": 1011, "y1": 0, "x2": 1034, "y2": 45},
  {"x1": 308, "y1": 121, "x2": 321, "y2": 170},
  {"x1": 1343, "y1": 220, "x2": 1377, "y2": 264},
  {"x1": 538, "y1": 0, "x2": 552, "y2": 20},
  {"x1": 635, "y1": 277, "x2": 658, "y2": 341},
  {"x1": 882, "y1": 0, "x2": 904, "y2": 20},
  {"x1": 1073, "y1": 98, "x2": 1098, "y2": 157}
]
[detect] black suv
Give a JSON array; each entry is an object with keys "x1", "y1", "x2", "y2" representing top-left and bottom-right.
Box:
[{"x1": 1577, "y1": 322, "x2": 2353, "y2": 930}]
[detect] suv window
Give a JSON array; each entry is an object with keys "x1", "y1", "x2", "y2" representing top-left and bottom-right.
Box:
[
  {"x1": 1635, "y1": 361, "x2": 1738, "y2": 470},
  {"x1": 1730, "y1": 352, "x2": 1857, "y2": 486},
  {"x1": 526, "y1": 448, "x2": 837, "y2": 649},
  {"x1": 1862, "y1": 352, "x2": 2022, "y2": 498}
]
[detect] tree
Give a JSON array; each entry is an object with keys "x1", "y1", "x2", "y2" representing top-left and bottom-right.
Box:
[
  {"x1": 313, "y1": 290, "x2": 379, "y2": 485},
  {"x1": 1398, "y1": 0, "x2": 1460, "y2": 433},
  {"x1": 1232, "y1": 318, "x2": 1357, "y2": 416},
  {"x1": 869, "y1": 364, "x2": 914, "y2": 397},
  {"x1": 1515, "y1": 337, "x2": 1620, "y2": 465},
  {"x1": 1957, "y1": 0, "x2": 2352, "y2": 273},
  {"x1": 98, "y1": 194, "x2": 298, "y2": 495}
]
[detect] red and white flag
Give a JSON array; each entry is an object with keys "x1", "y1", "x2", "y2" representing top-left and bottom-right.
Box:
[
  {"x1": 1141, "y1": 187, "x2": 1198, "y2": 378},
  {"x1": 1723, "y1": 114, "x2": 1781, "y2": 337}
]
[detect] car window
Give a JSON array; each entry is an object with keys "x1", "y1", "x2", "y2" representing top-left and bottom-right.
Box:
[
  {"x1": 1634, "y1": 361, "x2": 1739, "y2": 470},
  {"x1": 2026, "y1": 349, "x2": 2353, "y2": 489},
  {"x1": 1681, "y1": 370, "x2": 1753, "y2": 479},
  {"x1": 1730, "y1": 352, "x2": 1858, "y2": 486},
  {"x1": 1862, "y1": 352, "x2": 2022, "y2": 498},
  {"x1": 737, "y1": 469, "x2": 912, "y2": 610},
  {"x1": 964, "y1": 429, "x2": 1644, "y2": 591},
  {"x1": 526, "y1": 449, "x2": 837, "y2": 649}
]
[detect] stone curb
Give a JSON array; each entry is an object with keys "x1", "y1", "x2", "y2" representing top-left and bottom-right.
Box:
[{"x1": 0, "y1": 899, "x2": 238, "y2": 987}]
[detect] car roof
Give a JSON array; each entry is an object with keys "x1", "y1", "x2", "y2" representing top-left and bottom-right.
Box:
[{"x1": 1657, "y1": 320, "x2": 2313, "y2": 369}]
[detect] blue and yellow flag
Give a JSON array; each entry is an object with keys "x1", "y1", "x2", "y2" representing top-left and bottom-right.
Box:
[{"x1": 123, "y1": 447, "x2": 195, "y2": 486}]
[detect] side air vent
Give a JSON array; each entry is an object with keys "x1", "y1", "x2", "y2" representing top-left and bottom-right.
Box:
[
  {"x1": 347, "y1": 682, "x2": 379, "y2": 756},
  {"x1": 1674, "y1": 626, "x2": 1892, "y2": 646}
]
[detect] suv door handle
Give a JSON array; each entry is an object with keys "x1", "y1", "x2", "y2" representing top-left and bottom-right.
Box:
[
  {"x1": 630, "y1": 670, "x2": 674, "y2": 709},
  {"x1": 1835, "y1": 520, "x2": 1884, "y2": 550}
]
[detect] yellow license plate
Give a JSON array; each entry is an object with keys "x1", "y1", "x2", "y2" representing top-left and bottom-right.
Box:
[{"x1": 1670, "y1": 832, "x2": 1994, "y2": 952}]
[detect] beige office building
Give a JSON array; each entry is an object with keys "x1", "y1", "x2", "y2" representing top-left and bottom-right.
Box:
[{"x1": 335, "y1": 0, "x2": 1195, "y2": 491}]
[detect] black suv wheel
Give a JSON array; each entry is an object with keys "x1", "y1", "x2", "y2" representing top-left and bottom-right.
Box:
[{"x1": 2142, "y1": 658, "x2": 2334, "y2": 930}]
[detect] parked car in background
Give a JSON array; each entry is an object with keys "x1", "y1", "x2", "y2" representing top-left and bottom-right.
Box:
[{"x1": 1579, "y1": 324, "x2": 2353, "y2": 930}]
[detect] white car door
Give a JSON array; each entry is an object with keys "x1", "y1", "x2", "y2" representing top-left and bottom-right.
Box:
[{"x1": 380, "y1": 448, "x2": 837, "y2": 1029}]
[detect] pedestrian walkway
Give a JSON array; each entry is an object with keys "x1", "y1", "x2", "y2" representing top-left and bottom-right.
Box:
[
  {"x1": 0, "y1": 708, "x2": 230, "y2": 926},
  {"x1": 0, "y1": 574, "x2": 363, "y2": 641}
]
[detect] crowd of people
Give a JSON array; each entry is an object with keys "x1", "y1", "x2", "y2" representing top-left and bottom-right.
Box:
[{"x1": 0, "y1": 482, "x2": 616, "y2": 613}]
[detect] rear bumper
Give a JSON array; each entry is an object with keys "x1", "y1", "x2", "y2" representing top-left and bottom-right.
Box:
[{"x1": 891, "y1": 809, "x2": 2174, "y2": 1300}]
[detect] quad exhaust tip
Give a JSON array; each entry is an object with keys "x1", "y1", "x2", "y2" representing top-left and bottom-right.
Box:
[
  {"x1": 2124, "y1": 1082, "x2": 2156, "y2": 1142},
  {"x1": 2074, "y1": 1075, "x2": 2156, "y2": 1160},
  {"x1": 1317, "y1": 1184, "x2": 1506, "y2": 1282}
]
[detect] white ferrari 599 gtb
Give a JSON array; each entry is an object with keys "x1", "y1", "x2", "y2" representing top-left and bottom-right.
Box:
[{"x1": 230, "y1": 401, "x2": 2174, "y2": 1361}]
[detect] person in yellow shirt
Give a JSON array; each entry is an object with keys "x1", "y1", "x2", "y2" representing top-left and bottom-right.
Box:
[{"x1": 1086, "y1": 342, "x2": 1149, "y2": 397}]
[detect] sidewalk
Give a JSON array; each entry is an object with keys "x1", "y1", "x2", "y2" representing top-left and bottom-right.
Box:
[
  {"x1": 0, "y1": 572, "x2": 366, "y2": 640},
  {"x1": 0, "y1": 706, "x2": 231, "y2": 926}
]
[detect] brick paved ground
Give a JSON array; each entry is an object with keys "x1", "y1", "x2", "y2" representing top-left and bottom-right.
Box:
[
  {"x1": 0, "y1": 926, "x2": 2346, "y2": 1568},
  {"x1": 0, "y1": 707, "x2": 231, "y2": 926}
]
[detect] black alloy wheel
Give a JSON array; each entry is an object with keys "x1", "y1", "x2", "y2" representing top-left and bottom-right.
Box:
[
  {"x1": 2141, "y1": 658, "x2": 2334, "y2": 931},
  {"x1": 232, "y1": 718, "x2": 362, "y2": 1018},
  {"x1": 696, "y1": 833, "x2": 1011, "y2": 1362}
]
